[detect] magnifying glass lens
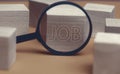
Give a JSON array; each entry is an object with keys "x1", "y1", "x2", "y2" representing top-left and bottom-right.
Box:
[{"x1": 39, "y1": 4, "x2": 89, "y2": 53}]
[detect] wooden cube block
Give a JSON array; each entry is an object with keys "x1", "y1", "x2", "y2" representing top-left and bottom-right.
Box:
[
  {"x1": 0, "y1": 27, "x2": 16, "y2": 70},
  {"x1": 106, "y1": 18, "x2": 120, "y2": 33},
  {"x1": 46, "y1": 5, "x2": 88, "y2": 52},
  {"x1": 29, "y1": 0, "x2": 67, "y2": 27},
  {"x1": 84, "y1": 3, "x2": 115, "y2": 37},
  {"x1": 94, "y1": 32, "x2": 120, "y2": 74},
  {"x1": 29, "y1": 0, "x2": 67, "y2": 41},
  {"x1": 0, "y1": 4, "x2": 29, "y2": 36}
]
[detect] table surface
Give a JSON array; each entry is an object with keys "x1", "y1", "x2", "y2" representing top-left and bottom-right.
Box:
[{"x1": 0, "y1": 1, "x2": 120, "y2": 74}]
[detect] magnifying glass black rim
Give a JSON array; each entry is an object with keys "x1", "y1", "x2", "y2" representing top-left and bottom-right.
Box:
[{"x1": 36, "y1": 1, "x2": 92, "y2": 56}]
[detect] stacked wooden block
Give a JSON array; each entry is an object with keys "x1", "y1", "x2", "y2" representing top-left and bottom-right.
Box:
[
  {"x1": 0, "y1": 4, "x2": 29, "y2": 69},
  {"x1": 0, "y1": 1, "x2": 120, "y2": 72},
  {"x1": 0, "y1": 4, "x2": 29, "y2": 36},
  {"x1": 84, "y1": 3, "x2": 115, "y2": 37},
  {"x1": 106, "y1": 18, "x2": 120, "y2": 33},
  {"x1": 85, "y1": 3, "x2": 120, "y2": 74},
  {"x1": 46, "y1": 5, "x2": 88, "y2": 51}
]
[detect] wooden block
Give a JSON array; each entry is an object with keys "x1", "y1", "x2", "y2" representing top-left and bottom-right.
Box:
[
  {"x1": 106, "y1": 18, "x2": 120, "y2": 33},
  {"x1": 0, "y1": 4, "x2": 29, "y2": 36},
  {"x1": 29, "y1": 0, "x2": 67, "y2": 27},
  {"x1": 46, "y1": 5, "x2": 88, "y2": 52},
  {"x1": 84, "y1": 3, "x2": 115, "y2": 37},
  {"x1": 94, "y1": 32, "x2": 120, "y2": 74},
  {"x1": 29, "y1": 0, "x2": 67, "y2": 41},
  {"x1": 0, "y1": 27, "x2": 16, "y2": 70},
  {"x1": 30, "y1": 0, "x2": 67, "y2": 6}
]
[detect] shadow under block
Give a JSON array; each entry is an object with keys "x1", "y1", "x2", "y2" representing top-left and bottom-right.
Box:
[
  {"x1": 84, "y1": 3, "x2": 115, "y2": 37},
  {"x1": 0, "y1": 4, "x2": 29, "y2": 36},
  {"x1": 0, "y1": 27, "x2": 16, "y2": 70},
  {"x1": 94, "y1": 32, "x2": 120, "y2": 74},
  {"x1": 46, "y1": 5, "x2": 88, "y2": 52},
  {"x1": 106, "y1": 18, "x2": 120, "y2": 33}
]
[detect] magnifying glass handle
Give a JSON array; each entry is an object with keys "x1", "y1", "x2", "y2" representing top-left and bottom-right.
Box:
[{"x1": 17, "y1": 33, "x2": 36, "y2": 43}]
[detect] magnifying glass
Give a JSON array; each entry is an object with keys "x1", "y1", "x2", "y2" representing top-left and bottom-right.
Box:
[{"x1": 17, "y1": 1, "x2": 92, "y2": 55}]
